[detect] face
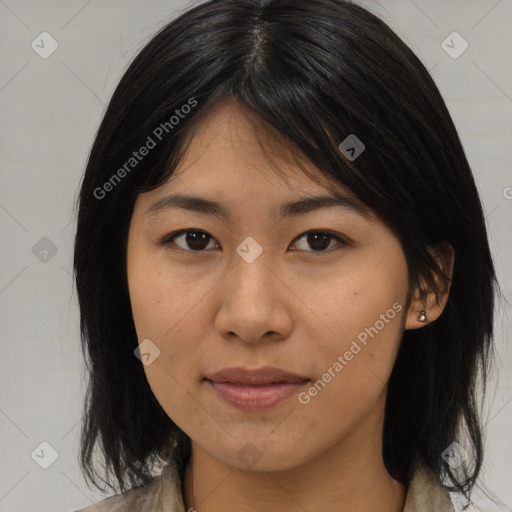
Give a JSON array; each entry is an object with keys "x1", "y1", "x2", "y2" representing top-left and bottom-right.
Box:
[{"x1": 126, "y1": 99, "x2": 413, "y2": 472}]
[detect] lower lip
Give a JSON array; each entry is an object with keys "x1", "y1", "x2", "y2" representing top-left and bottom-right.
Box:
[{"x1": 206, "y1": 379, "x2": 310, "y2": 411}]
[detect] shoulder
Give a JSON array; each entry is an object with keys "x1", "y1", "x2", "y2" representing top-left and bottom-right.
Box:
[
  {"x1": 73, "y1": 470, "x2": 165, "y2": 512},
  {"x1": 73, "y1": 457, "x2": 185, "y2": 512},
  {"x1": 404, "y1": 461, "x2": 455, "y2": 512}
]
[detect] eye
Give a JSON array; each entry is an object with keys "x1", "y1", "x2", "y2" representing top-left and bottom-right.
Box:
[
  {"x1": 162, "y1": 229, "x2": 219, "y2": 252},
  {"x1": 290, "y1": 230, "x2": 347, "y2": 253},
  {"x1": 161, "y1": 229, "x2": 348, "y2": 254}
]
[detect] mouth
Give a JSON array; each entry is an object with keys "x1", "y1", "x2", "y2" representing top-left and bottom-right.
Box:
[
  {"x1": 204, "y1": 366, "x2": 311, "y2": 411},
  {"x1": 204, "y1": 366, "x2": 309, "y2": 386}
]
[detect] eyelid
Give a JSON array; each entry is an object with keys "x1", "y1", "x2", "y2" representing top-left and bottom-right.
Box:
[{"x1": 160, "y1": 229, "x2": 350, "y2": 254}]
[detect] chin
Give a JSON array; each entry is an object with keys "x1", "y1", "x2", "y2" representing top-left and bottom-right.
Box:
[{"x1": 205, "y1": 437, "x2": 313, "y2": 473}]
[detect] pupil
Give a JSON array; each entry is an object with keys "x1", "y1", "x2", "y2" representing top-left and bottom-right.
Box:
[
  {"x1": 308, "y1": 232, "x2": 330, "y2": 251},
  {"x1": 187, "y1": 230, "x2": 208, "y2": 251}
]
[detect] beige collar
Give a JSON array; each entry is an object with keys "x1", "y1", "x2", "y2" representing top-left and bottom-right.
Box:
[
  {"x1": 75, "y1": 456, "x2": 454, "y2": 512},
  {"x1": 402, "y1": 461, "x2": 454, "y2": 512}
]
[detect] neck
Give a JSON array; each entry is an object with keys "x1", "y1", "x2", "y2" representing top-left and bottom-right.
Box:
[{"x1": 182, "y1": 404, "x2": 406, "y2": 512}]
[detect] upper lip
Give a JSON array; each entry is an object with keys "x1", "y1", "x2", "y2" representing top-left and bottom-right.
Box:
[{"x1": 205, "y1": 366, "x2": 309, "y2": 385}]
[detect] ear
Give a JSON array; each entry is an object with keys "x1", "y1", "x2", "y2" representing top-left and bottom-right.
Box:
[{"x1": 405, "y1": 242, "x2": 455, "y2": 330}]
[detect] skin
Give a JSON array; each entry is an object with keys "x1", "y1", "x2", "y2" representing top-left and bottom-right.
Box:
[{"x1": 126, "y1": 98, "x2": 454, "y2": 512}]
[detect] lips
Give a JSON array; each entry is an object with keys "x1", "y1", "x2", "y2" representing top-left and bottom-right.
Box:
[
  {"x1": 204, "y1": 366, "x2": 309, "y2": 386},
  {"x1": 204, "y1": 366, "x2": 311, "y2": 411}
]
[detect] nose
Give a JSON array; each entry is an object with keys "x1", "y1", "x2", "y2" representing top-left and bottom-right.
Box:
[{"x1": 213, "y1": 248, "x2": 293, "y2": 344}]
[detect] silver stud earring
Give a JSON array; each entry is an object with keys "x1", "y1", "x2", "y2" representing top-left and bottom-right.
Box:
[{"x1": 417, "y1": 309, "x2": 427, "y2": 322}]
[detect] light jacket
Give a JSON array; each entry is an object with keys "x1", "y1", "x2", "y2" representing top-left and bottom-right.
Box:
[{"x1": 74, "y1": 456, "x2": 455, "y2": 512}]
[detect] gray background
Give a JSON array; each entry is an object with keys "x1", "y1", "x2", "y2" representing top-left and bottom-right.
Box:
[{"x1": 0, "y1": 0, "x2": 511, "y2": 511}]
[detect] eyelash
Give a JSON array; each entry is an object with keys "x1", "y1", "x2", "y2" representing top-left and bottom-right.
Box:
[{"x1": 160, "y1": 229, "x2": 349, "y2": 255}]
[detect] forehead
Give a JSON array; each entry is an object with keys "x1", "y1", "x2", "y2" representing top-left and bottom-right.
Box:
[
  {"x1": 160, "y1": 98, "x2": 345, "y2": 196},
  {"x1": 134, "y1": 98, "x2": 376, "y2": 226}
]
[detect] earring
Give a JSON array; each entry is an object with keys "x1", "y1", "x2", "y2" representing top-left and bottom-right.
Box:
[{"x1": 417, "y1": 309, "x2": 427, "y2": 322}]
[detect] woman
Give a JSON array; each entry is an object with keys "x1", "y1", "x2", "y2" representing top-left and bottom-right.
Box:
[{"x1": 73, "y1": 0, "x2": 498, "y2": 511}]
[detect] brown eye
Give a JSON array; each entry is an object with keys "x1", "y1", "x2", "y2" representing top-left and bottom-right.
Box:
[
  {"x1": 290, "y1": 230, "x2": 347, "y2": 253},
  {"x1": 164, "y1": 230, "x2": 218, "y2": 252}
]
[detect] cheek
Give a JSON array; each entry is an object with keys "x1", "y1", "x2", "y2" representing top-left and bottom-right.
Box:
[
  {"x1": 128, "y1": 273, "x2": 166, "y2": 341},
  {"x1": 126, "y1": 247, "x2": 211, "y2": 387},
  {"x1": 127, "y1": 260, "x2": 206, "y2": 425},
  {"x1": 292, "y1": 250, "x2": 408, "y2": 345},
  {"x1": 293, "y1": 250, "x2": 408, "y2": 406},
  {"x1": 295, "y1": 307, "x2": 404, "y2": 440},
  {"x1": 127, "y1": 248, "x2": 196, "y2": 340}
]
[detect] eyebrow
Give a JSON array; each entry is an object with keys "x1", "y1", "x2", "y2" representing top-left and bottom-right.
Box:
[{"x1": 145, "y1": 192, "x2": 372, "y2": 220}]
